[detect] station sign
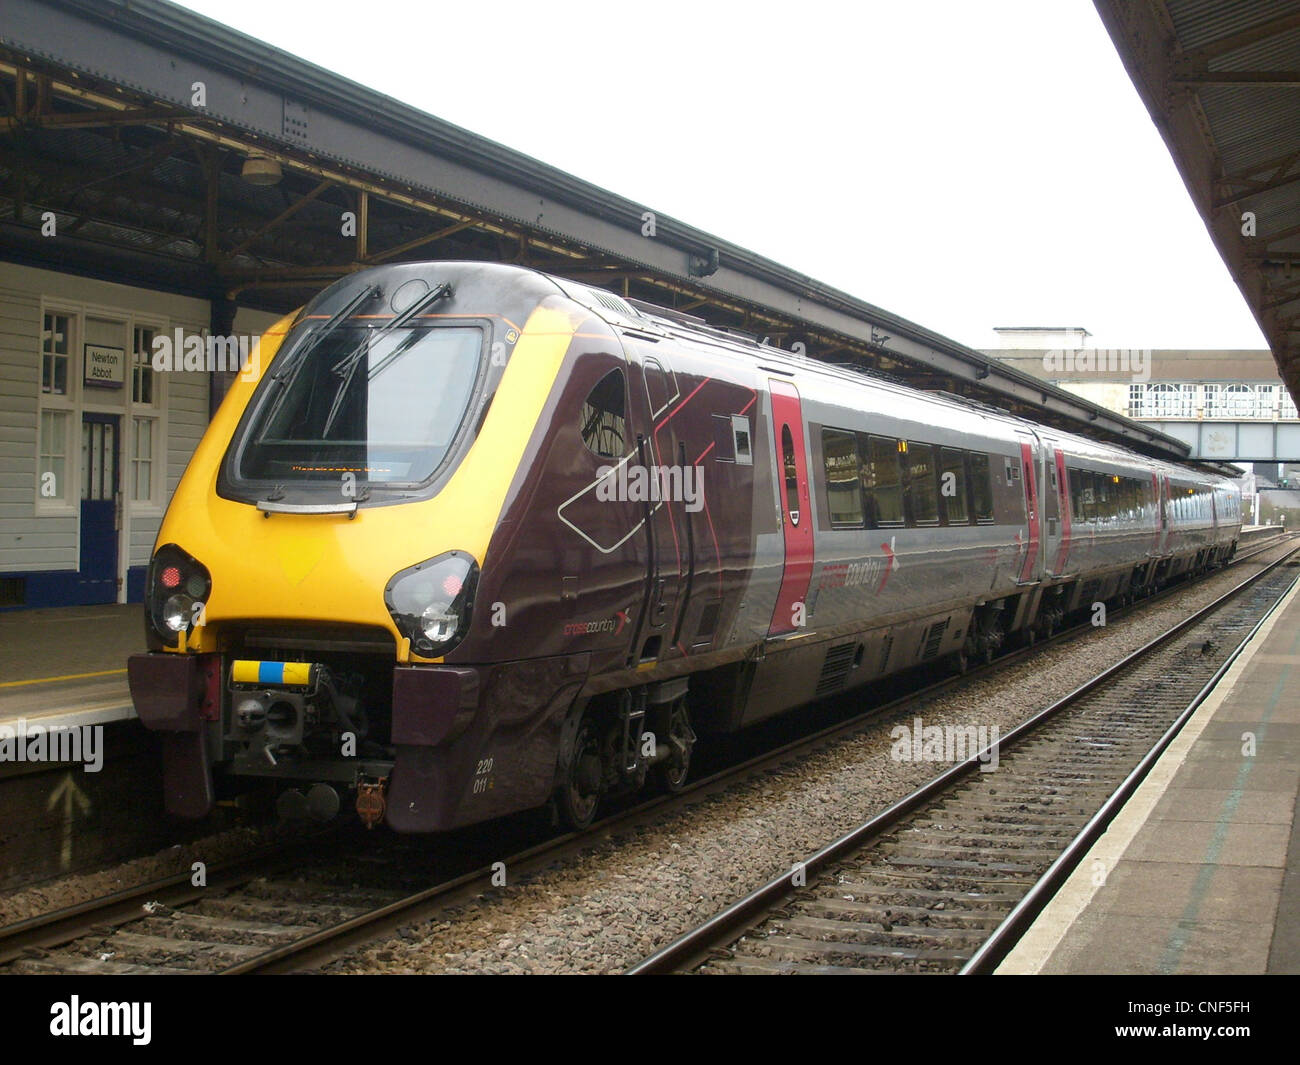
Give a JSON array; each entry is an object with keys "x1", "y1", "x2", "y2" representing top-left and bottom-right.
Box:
[{"x1": 84, "y1": 344, "x2": 125, "y2": 388}]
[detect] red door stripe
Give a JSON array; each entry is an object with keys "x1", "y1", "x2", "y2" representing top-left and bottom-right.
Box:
[{"x1": 768, "y1": 381, "x2": 815, "y2": 636}]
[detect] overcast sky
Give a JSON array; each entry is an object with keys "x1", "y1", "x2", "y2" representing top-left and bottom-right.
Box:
[{"x1": 173, "y1": 0, "x2": 1269, "y2": 352}]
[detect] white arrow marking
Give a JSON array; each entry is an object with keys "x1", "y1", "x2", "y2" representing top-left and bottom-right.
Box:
[{"x1": 47, "y1": 771, "x2": 91, "y2": 871}]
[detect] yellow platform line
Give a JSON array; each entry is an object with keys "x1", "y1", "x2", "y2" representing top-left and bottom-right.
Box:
[{"x1": 0, "y1": 667, "x2": 128, "y2": 689}]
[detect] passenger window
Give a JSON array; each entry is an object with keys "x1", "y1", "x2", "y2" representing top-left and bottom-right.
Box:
[
  {"x1": 822, "y1": 428, "x2": 863, "y2": 527},
  {"x1": 863, "y1": 434, "x2": 904, "y2": 526},
  {"x1": 971, "y1": 452, "x2": 994, "y2": 522},
  {"x1": 906, "y1": 441, "x2": 939, "y2": 525},
  {"x1": 940, "y1": 447, "x2": 968, "y2": 524},
  {"x1": 579, "y1": 369, "x2": 626, "y2": 459},
  {"x1": 1079, "y1": 472, "x2": 1096, "y2": 522},
  {"x1": 781, "y1": 424, "x2": 800, "y2": 525}
]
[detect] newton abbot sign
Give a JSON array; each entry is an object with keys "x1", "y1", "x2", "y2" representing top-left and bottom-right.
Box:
[{"x1": 83, "y1": 344, "x2": 125, "y2": 388}]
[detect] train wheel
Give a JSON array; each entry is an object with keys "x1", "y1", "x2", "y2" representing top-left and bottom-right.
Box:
[
  {"x1": 652, "y1": 698, "x2": 695, "y2": 793},
  {"x1": 558, "y1": 718, "x2": 602, "y2": 831},
  {"x1": 947, "y1": 650, "x2": 969, "y2": 676}
]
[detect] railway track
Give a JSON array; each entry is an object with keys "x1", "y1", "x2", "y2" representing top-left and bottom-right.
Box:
[
  {"x1": 625, "y1": 543, "x2": 1299, "y2": 974},
  {"x1": 1, "y1": 534, "x2": 1292, "y2": 975}
]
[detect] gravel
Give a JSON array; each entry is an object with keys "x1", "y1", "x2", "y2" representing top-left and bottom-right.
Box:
[{"x1": 0, "y1": 823, "x2": 294, "y2": 926}]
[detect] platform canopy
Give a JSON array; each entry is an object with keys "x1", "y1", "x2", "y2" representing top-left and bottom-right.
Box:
[
  {"x1": 1097, "y1": 1, "x2": 1300, "y2": 414},
  {"x1": 1, "y1": 0, "x2": 1215, "y2": 466}
]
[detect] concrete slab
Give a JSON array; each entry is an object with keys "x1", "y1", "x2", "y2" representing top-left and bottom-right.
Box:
[{"x1": 1122, "y1": 819, "x2": 1291, "y2": 867}]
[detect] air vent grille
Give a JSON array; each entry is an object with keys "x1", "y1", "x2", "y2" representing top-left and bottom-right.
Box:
[
  {"x1": 815, "y1": 643, "x2": 858, "y2": 698},
  {"x1": 922, "y1": 618, "x2": 950, "y2": 660}
]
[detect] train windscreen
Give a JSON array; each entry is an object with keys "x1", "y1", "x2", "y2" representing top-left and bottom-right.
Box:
[{"x1": 231, "y1": 324, "x2": 483, "y2": 489}]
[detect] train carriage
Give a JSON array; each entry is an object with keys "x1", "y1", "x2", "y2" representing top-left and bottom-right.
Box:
[{"x1": 127, "y1": 261, "x2": 1242, "y2": 832}]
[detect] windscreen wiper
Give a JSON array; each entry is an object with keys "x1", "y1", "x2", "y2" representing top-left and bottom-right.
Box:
[
  {"x1": 321, "y1": 282, "x2": 452, "y2": 438},
  {"x1": 326, "y1": 282, "x2": 453, "y2": 383},
  {"x1": 271, "y1": 284, "x2": 381, "y2": 383}
]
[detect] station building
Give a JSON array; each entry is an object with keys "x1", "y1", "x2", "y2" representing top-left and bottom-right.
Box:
[
  {"x1": 984, "y1": 326, "x2": 1300, "y2": 473},
  {"x1": 1, "y1": 264, "x2": 278, "y2": 607}
]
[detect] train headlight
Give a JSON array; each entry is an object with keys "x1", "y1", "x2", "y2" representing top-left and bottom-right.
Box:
[
  {"x1": 163, "y1": 595, "x2": 193, "y2": 632},
  {"x1": 385, "y1": 550, "x2": 478, "y2": 657},
  {"x1": 420, "y1": 606, "x2": 459, "y2": 643},
  {"x1": 147, "y1": 544, "x2": 212, "y2": 644}
]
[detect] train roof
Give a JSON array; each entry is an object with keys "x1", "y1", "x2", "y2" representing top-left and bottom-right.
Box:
[{"x1": 547, "y1": 274, "x2": 1240, "y2": 490}]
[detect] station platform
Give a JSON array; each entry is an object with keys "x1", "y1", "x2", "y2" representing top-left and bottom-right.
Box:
[
  {"x1": 0, "y1": 603, "x2": 139, "y2": 730},
  {"x1": 999, "y1": 568, "x2": 1300, "y2": 975}
]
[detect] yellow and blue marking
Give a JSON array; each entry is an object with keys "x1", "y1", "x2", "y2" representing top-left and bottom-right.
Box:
[{"x1": 230, "y1": 660, "x2": 315, "y2": 687}]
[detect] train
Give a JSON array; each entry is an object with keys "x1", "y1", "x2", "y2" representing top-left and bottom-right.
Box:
[{"x1": 127, "y1": 261, "x2": 1243, "y2": 832}]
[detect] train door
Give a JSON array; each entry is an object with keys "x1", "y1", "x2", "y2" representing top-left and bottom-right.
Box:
[
  {"x1": 1050, "y1": 447, "x2": 1072, "y2": 576},
  {"x1": 628, "y1": 347, "x2": 689, "y2": 658},
  {"x1": 1015, "y1": 432, "x2": 1042, "y2": 584},
  {"x1": 1160, "y1": 475, "x2": 1173, "y2": 556},
  {"x1": 767, "y1": 380, "x2": 814, "y2": 636}
]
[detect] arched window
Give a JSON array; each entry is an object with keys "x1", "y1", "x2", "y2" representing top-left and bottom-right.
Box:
[
  {"x1": 1149, "y1": 383, "x2": 1180, "y2": 417},
  {"x1": 1224, "y1": 384, "x2": 1252, "y2": 418},
  {"x1": 579, "y1": 369, "x2": 626, "y2": 459}
]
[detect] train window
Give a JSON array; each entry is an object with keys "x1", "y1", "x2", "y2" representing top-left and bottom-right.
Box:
[
  {"x1": 822, "y1": 428, "x2": 864, "y2": 527},
  {"x1": 970, "y1": 452, "x2": 994, "y2": 522},
  {"x1": 732, "y1": 415, "x2": 753, "y2": 466},
  {"x1": 238, "y1": 323, "x2": 484, "y2": 488},
  {"x1": 863, "y1": 435, "x2": 904, "y2": 526},
  {"x1": 781, "y1": 425, "x2": 800, "y2": 524},
  {"x1": 906, "y1": 442, "x2": 939, "y2": 525},
  {"x1": 1077, "y1": 470, "x2": 1097, "y2": 522},
  {"x1": 940, "y1": 447, "x2": 968, "y2": 524},
  {"x1": 579, "y1": 369, "x2": 627, "y2": 459}
]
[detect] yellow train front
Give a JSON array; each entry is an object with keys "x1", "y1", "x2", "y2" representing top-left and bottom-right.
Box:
[{"x1": 128, "y1": 261, "x2": 655, "y2": 832}]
